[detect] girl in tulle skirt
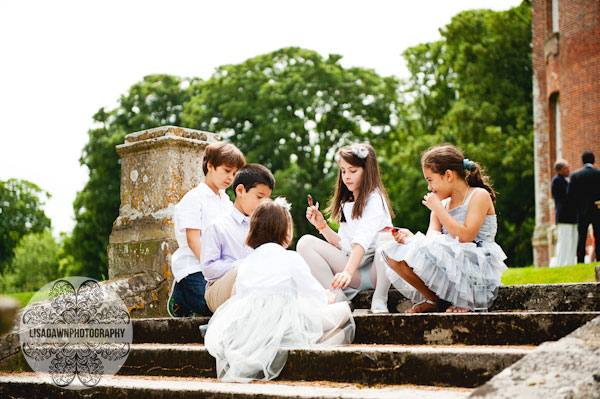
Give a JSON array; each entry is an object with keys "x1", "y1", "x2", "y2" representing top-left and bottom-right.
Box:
[
  {"x1": 382, "y1": 144, "x2": 507, "y2": 313},
  {"x1": 204, "y1": 198, "x2": 355, "y2": 382}
]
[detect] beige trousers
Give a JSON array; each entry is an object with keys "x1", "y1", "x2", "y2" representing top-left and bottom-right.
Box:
[{"x1": 205, "y1": 266, "x2": 238, "y2": 313}]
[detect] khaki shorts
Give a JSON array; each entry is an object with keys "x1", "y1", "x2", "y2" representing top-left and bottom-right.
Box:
[{"x1": 205, "y1": 266, "x2": 238, "y2": 313}]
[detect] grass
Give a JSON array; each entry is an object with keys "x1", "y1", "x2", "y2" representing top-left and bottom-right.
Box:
[
  {"x1": 3, "y1": 287, "x2": 67, "y2": 307},
  {"x1": 502, "y1": 262, "x2": 599, "y2": 285},
  {"x1": 3, "y1": 291, "x2": 36, "y2": 307}
]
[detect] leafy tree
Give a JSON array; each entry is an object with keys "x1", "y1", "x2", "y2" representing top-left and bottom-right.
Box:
[
  {"x1": 386, "y1": 1, "x2": 533, "y2": 266},
  {"x1": 67, "y1": 74, "x2": 200, "y2": 279},
  {"x1": 71, "y1": 0, "x2": 534, "y2": 271},
  {"x1": 0, "y1": 179, "x2": 51, "y2": 273},
  {"x1": 182, "y1": 47, "x2": 400, "y2": 239},
  {"x1": 0, "y1": 231, "x2": 59, "y2": 293}
]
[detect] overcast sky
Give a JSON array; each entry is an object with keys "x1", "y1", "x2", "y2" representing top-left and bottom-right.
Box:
[{"x1": 0, "y1": 0, "x2": 522, "y2": 235}]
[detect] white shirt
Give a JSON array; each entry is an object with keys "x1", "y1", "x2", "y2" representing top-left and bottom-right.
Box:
[
  {"x1": 200, "y1": 207, "x2": 253, "y2": 281},
  {"x1": 171, "y1": 182, "x2": 233, "y2": 282},
  {"x1": 338, "y1": 190, "x2": 392, "y2": 254},
  {"x1": 236, "y1": 243, "x2": 328, "y2": 305}
]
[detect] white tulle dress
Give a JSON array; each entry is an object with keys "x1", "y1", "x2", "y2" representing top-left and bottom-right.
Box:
[
  {"x1": 382, "y1": 188, "x2": 508, "y2": 310},
  {"x1": 204, "y1": 242, "x2": 355, "y2": 382}
]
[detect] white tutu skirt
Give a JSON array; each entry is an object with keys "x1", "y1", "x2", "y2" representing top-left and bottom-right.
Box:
[
  {"x1": 382, "y1": 232, "x2": 508, "y2": 310},
  {"x1": 204, "y1": 290, "x2": 355, "y2": 382}
]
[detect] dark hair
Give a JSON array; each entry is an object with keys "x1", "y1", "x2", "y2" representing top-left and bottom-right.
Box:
[
  {"x1": 327, "y1": 143, "x2": 394, "y2": 223},
  {"x1": 582, "y1": 151, "x2": 595, "y2": 165},
  {"x1": 202, "y1": 142, "x2": 246, "y2": 175},
  {"x1": 554, "y1": 159, "x2": 568, "y2": 172},
  {"x1": 421, "y1": 144, "x2": 496, "y2": 202},
  {"x1": 232, "y1": 163, "x2": 275, "y2": 197},
  {"x1": 246, "y1": 199, "x2": 291, "y2": 249}
]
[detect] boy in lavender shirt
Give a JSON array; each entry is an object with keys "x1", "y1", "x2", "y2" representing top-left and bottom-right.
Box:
[{"x1": 201, "y1": 164, "x2": 275, "y2": 312}]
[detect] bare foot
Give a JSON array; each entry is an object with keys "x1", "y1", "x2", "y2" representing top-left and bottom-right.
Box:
[
  {"x1": 446, "y1": 305, "x2": 470, "y2": 313},
  {"x1": 405, "y1": 301, "x2": 437, "y2": 314}
]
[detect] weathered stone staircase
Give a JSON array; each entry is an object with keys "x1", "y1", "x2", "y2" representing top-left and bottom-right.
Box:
[{"x1": 1, "y1": 283, "x2": 599, "y2": 398}]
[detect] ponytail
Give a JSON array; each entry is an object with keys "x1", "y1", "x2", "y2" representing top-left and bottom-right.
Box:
[{"x1": 466, "y1": 162, "x2": 496, "y2": 203}]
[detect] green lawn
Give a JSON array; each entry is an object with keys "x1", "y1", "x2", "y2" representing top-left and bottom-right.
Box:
[
  {"x1": 502, "y1": 262, "x2": 599, "y2": 285},
  {"x1": 3, "y1": 288, "x2": 66, "y2": 307},
  {"x1": 4, "y1": 291, "x2": 35, "y2": 307}
]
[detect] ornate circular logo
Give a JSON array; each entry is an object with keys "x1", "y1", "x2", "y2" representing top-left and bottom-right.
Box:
[{"x1": 18, "y1": 277, "x2": 132, "y2": 389}]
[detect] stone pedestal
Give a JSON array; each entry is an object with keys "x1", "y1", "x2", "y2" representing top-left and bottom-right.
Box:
[{"x1": 108, "y1": 126, "x2": 218, "y2": 317}]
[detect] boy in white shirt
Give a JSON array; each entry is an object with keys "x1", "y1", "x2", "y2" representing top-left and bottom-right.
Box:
[
  {"x1": 167, "y1": 141, "x2": 245, "y2": 317},
  {"x1": 201, "y1": 164, "x2": 275, "y2": 313}
]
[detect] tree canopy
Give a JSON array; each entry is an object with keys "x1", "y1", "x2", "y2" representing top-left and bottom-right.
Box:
[
  {"x1": 386, "y1": 1, "x2": 533, "y2": 266},
  {"x1": 66, "y1": 75, "x2": 200, "y2": 279},
  {"x1": 182, "y1": 47, "x2": 400, "y2": 238},
  {"x1": 0, "y1": 231, "x2": 60, "y2": 293},
  {"x1": 67, "y1": 1, "x2": 534, "y2": 277},
  {"x1": 0, "y1": 179, "x2": 51, "y2": 273}
]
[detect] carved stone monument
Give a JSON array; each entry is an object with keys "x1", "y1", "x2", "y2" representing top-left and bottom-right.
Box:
[{"x1": 107, "y1": 126, "x2": 218, "y2": 317}]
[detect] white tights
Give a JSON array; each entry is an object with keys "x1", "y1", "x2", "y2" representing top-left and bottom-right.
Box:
[{"x1": 296, "y1": 234, "x2": 391, "y2": 304}]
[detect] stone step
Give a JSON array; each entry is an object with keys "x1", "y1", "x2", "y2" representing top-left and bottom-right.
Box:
[
  {"x1": 115, "y1": 343, "x2": 531, "y2": 388},
  {"x1": 352, "y1": 311, "x2": 600, "y2": 345},
  {"x1": 129, "y1": 312, "x2": 600, "y2": 346},
  {"x1": 352, "y1": 283, "x2": 600, "y2": 312},
  {"x1": 4, "y1": 312, "x2": 592, "y2": 377},
  {"x1": 0, "y1": 373, "x2": 473, "y2": 399}
]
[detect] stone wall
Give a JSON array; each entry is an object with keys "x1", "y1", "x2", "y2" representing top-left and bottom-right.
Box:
[{"x1": 107, "y1": 126, "x2": 218, "y2": 317}]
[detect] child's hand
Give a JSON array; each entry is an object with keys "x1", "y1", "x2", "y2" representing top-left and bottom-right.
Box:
[
  {"x1": 306, "y1": 203, "x2": 325, "y2": 228},
  {"x1": 331, "y1": 271, "x2": 353, "y2": 290},
  {"x1": 325, "y1": 289, "x2": 336, "y2": 304},
  {"x1": 392, "y1": 228, "x2": 414, "y2": 244},
  {"x1": 422, "y1": 192, "x2": 443, "y2": 212}
]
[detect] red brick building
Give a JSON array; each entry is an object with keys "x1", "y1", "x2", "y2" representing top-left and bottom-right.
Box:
[{"x1": 532, "y1": 0, "x2": 600, "y2": 266}]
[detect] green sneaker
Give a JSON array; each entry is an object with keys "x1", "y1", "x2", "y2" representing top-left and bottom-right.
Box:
[{"x1": 167, "y1": 280, "x2": 191, "y2": 318}]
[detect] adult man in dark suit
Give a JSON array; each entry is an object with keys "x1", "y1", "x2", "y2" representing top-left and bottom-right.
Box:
[
  {"x1": 568, "y1": 151, "x2": 600, "y2": 263},
  {"x1": 551, "y1": 159, "x2": 577, "y2": 266}
]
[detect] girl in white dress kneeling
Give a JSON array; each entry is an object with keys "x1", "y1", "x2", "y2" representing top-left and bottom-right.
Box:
[{"x1": 204, "y1": 197, "x2": 355, "y2": 383}]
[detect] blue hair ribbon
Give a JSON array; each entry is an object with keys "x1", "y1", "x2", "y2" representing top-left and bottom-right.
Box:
[{"x1": 463, "y1": 158, "x2": 474, "y2": 171}]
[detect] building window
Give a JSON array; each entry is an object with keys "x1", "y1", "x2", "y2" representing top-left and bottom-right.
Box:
[{"x1": 552, "y1": 0, "x2": 559, "y2": 33}]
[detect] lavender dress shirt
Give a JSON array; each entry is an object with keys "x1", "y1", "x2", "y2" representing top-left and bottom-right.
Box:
[{"x1": 200, "y1": 207, "x2": 253, "y2": 281}]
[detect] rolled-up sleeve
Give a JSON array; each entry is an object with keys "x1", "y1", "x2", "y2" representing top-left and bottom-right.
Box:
[
  {"x1": 200, "y1": 224, "x2": 231, "y2": 281},
  {"x1": 351, "y1": 194, "x2": 390, "y2": 252}
]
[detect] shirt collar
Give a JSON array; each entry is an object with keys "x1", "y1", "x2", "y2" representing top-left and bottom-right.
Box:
[
  {"x1": 584, "y1": 163, "x2": 594, "y2": 168},
  {"x1": 199, "y1": 182, "x2": 225, "y2": 199},
  {"x1": 231, "y1": 206, "x2": 250, "y2": 225}
]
